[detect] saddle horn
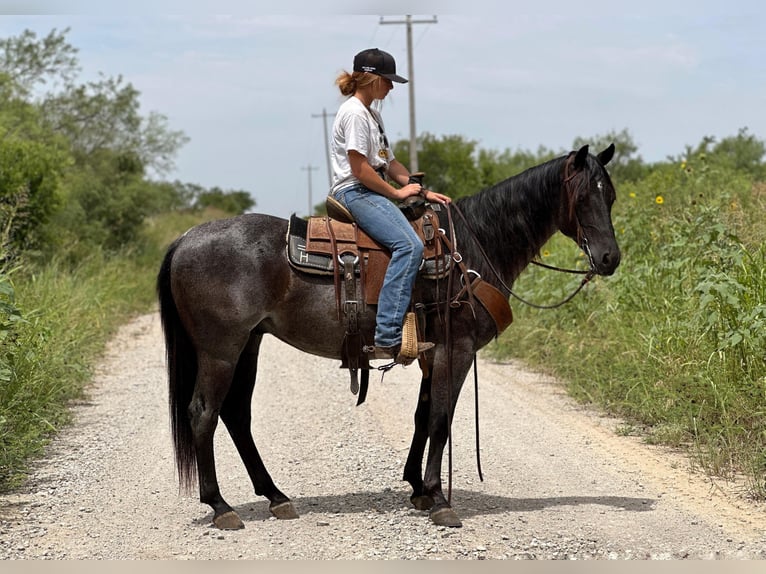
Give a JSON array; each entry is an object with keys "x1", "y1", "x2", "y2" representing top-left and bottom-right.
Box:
[{"x1": 399, "y1": 172, "x2": 428, "y2": 221}]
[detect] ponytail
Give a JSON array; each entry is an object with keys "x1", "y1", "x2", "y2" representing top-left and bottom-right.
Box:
[{"x1": 335, "y1": 71, "x2": 379, "y2": 97}]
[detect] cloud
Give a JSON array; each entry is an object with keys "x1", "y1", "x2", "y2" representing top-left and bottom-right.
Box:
[
  {"x1": 0, "y1": 8, "x2": 763, "y2": 218},
  {"x1": 596, "y1": 35, "x2": 697, "y2": 71}
]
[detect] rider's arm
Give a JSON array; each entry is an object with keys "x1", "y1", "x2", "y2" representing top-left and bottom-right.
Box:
[{"x1": 348, "y1": 151, "x2": 421, "y2": 201}]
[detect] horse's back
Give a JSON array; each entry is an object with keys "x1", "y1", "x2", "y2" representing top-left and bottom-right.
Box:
[
  {"x1": 168, "y1": 213, "x2": 290, "y2": 323},
  {"x1": 173, "y1": 212, "x2": 286, "y2": 267},
  {"x1": 179, "y1": 212, "x2": 286, "y2": 249},
  {"x1": 167, "y1": 213, "x2": 346, "y2": 356}
]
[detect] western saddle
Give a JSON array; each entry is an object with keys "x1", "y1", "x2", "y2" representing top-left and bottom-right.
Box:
[{"x1": 286, "y1": 177, "x2": 512, "y2": 404}]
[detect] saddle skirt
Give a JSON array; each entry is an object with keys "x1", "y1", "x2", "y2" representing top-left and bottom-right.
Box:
[{"x1": 286, "y1": 206, "x2": 451, "y2": 305}]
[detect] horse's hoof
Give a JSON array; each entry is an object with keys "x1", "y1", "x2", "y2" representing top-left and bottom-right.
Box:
[
  {"x1": 430, "y1": 507, "x2": 462, "y2": 528},
  {"x1": 213, "y1": 511, "x2": 245, "y2": 530},
  {"x1": 270, "y1": 500, "x2": 299, "y2": 520},
  {"x1": 410, "y1": 494, "x2": 435, "y2": 511}
]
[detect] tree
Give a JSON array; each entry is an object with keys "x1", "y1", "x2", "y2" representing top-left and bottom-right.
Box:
[
  {"x1": 0, "y1": 27, "x2": 192, "y2": 259},
  {"x1": 0, "y1": 138, "x2": 68, "y2": 258},
  {"x1": 710, "y1": 128, "x2": 765, "y2": 181},
  {"x1": 393, "y1": 133, "x2": 562, "y2": 199},
  {"x1": 573, "y1": 128, "x2": 647, "y2": 183},
  {"x1": 40, "y1": 73, "x2": 189, "y2": 176},
  {"x1": 0, "y1": 28, "x2": 79, "y2": 100},
  {"x1": 0, "y1": 36, "x2": 73, "y2": 256},
  {"x1": 1, "y1": 27, "x2": 190, "y2": 180},
  {"x1": 677, "y1": 128, "x2": 766, "y2": 182},
  {"x1": 195, "y1": 188, "x2": 255, "y2": 215},
  {"x1": 395, "y1": 133, "x2": 483, "y2": 199},
  {"x1": 46, "y1": 148, "x2": 148, "y2": 254},
  {"x1": 477, "y1": 145, "x2": 558, "y2": 189}
]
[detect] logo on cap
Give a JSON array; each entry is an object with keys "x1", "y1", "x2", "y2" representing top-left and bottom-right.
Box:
[{"x1": 353, "y1": 48, "x2": 408, "y2": 84}]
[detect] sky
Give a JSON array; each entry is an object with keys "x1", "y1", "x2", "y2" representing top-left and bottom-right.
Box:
[{"x1": 1, "y1": 1, "x2": 764, "y2": 218}]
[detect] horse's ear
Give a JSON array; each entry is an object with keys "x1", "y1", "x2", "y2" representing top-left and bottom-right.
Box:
[
  {"x1": 574, "y1": 145, "x2": 589, "y2": 169},
  {"x1": 598, "y1": 143, "x2": 616, "y2": 166}
]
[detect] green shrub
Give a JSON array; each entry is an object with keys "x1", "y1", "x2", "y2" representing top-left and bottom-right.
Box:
[{"x1": 491, "y1": 158, "x2": 766, "y2": 497}]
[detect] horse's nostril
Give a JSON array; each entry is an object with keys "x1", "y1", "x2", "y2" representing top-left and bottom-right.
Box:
[{"x1": 600, "y1": 250, "x2": 621, "y2": 273}]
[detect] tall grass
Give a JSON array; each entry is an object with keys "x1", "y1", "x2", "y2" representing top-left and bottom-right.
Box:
[
  {"x1": 490, "y1": 158, "x2": 766, "y2": 498},
  {"x1": 0, "y1": 253, "x2": 146, "y2": 488},
  {"x1": 0, "y1": 208, "x2": 227, "y2": 490}
]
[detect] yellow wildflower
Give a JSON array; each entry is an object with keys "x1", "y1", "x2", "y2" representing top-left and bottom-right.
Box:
[{"x1": 655, "y1": 196, "x2": 664, "y2": 205}]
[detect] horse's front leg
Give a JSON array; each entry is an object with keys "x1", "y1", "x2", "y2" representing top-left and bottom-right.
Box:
[
  {"x1": 403, "y1": 372, "x2": 435, "y2": 511},
  {"x1": 422, "y1": 410, "x2": 463, "y2": 527},
  {"x1": 421, "y1": 355, "x2": 473, "y2": 528}
]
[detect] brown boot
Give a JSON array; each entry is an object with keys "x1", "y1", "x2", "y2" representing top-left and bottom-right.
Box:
[{"x1": 367, "y1": 342, "x2": 435, "y2": 365}]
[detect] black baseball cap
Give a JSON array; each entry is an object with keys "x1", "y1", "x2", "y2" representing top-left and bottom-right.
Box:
[{"x1": 353, "y1": 48, "x2": 408, "y2": 83}]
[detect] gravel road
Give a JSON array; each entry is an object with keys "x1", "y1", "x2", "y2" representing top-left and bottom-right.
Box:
[{"x1": 1, "y1": 312, "x2": 765, "y2": 560}]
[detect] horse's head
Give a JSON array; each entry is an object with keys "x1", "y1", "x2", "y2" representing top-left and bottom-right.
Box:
[{"x1": 558, "y1": 144, "x2": 621, "y2": 276}]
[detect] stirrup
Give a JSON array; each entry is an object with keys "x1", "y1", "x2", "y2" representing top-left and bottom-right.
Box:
[{"x1": 363, "y1": 342, "x2": 434, "y2": 363}]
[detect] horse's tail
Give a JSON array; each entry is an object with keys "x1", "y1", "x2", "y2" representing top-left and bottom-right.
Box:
[{"x1": 157, "y1": 237, "x2": 197, "y2": 493}]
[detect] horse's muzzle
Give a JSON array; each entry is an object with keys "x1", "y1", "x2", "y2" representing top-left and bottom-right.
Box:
[{"x1": 593, "y1": 248, "x2": 621, "y2": 276}]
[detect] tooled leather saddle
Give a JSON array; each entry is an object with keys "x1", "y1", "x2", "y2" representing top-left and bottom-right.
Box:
[{"x1": 287, "y1": 204, "x2": 450, "y2": 300}]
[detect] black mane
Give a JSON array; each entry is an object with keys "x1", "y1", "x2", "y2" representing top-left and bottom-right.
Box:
[{"x1": 454, "y1": 154, "x2": 569, "y2": 284}]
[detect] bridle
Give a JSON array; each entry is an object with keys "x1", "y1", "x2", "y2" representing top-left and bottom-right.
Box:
[
  {"x1": 450, "y1": 158, "x2": 598, "y2": 310},
  {"x1": 517, "y1": 163, "x2": 597, "y2": 308}
]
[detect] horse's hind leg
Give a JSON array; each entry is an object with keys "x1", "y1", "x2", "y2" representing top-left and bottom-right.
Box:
[
  {"x1": 188, "y1": 352, "x2": 243, "y2": 529},
  {"x1": 220, "y1": 331, "x2": 298, "y2": 522}
]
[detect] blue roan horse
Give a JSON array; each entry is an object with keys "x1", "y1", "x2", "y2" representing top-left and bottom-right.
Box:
[{"x1": 157, "y1": 144, "x2": 621, "y2": 530}]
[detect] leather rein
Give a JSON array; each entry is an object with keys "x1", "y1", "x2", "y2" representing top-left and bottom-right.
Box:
[{"x1": 439, "y1": 161, "x2": 597, "y2": 501}]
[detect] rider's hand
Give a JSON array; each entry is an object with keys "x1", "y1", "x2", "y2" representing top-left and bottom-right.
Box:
[
  {"x1": 395, "y1": 183, "x2": 424, "y2": 201},
  {"x1": 424, "y1": 189, "x2": 451, "y2": 205}
]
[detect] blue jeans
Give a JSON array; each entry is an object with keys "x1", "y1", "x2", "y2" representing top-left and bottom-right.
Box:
[{"x1": 333, "y1": 184, "x2": 424, "y2": 347}]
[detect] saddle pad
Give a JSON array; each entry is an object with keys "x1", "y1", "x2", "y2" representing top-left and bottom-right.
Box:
[{"x1": 286, "y1": 214, "x2": 337, "y2": 275}]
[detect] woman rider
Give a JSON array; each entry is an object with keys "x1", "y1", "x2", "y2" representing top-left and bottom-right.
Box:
[{"x1": 329, "y1": 48, "x2": 451, "y2": 363}]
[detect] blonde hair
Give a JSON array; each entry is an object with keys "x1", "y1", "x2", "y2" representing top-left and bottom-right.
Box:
[{"x1": 335, "y1": 70, "x2": 382, "y2": 97}]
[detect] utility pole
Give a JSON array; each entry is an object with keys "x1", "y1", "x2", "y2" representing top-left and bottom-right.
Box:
[
  {"x1": 380, "y1": 14, "x2": 437, "y2": 173},
  {"x1": 312, "y1": 107, "x2": 336, "y2": 189},
  {"x1": 301, "y1": 164, "x2": 319, "y2": 217}
]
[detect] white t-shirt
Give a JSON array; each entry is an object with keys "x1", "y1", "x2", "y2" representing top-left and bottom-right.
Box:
[{"x1": 330, "y1": 96, "x2": 395, "y2": 194}]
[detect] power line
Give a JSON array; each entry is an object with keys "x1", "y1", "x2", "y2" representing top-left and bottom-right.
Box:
[{"x1": 379, "y1": 14, "x2": 438, "y2": 173}]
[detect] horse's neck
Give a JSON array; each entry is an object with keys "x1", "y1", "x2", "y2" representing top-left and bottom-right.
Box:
[{"x1": 457, "y1": 161, "x2": 563, "y2": 284}]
